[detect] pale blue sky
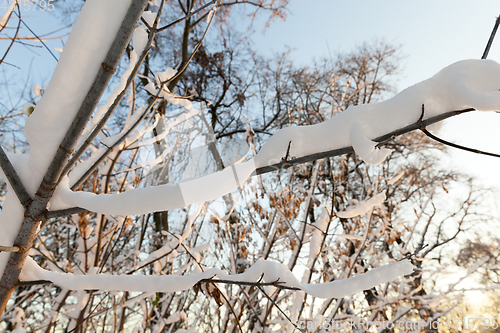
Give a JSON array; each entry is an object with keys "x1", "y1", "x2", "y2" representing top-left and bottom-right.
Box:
[
  {"x1": 250, "y1": 1, "x2": 500, "y2": 190},
  {"x1": 252, "y1": 1, "x2": 500, "y2": 90}
]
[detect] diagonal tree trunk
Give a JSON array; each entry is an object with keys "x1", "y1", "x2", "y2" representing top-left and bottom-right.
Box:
[{"x1": 0, "y1": 0, "x2": 148, "y2": 315}]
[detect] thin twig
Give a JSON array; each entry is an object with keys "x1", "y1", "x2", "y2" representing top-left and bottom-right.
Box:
[
  {"x1": 0, "y1": 3, "x2": 21, "y2": 66},
  {"x1": 0, "y1": 146, "x2": 31, "y2": 208},
  {"x1": 213, "y1": 284, "x2": 245, "y2": 333},
  {"x1": 418, "y1": 105, "x2": 500, "y2": 158},
  {"x1": 12, "y1": 10, "x2": 58, "y2": 62},
  {"x1": 165, "y1": 0, "x2": 222, "y2": 87},
  {"x1": 281, "y1": 141, "x2": 292, "y2": 162},
  {"x1": 0, "y1": 246, "x2": 20, "y2": 253},
  {"x1": 198, "y1": 278, "x2": 301, "y2": 291},
  {"x1": 157, "y1": 0, "x2": 217, "y2": 32},
  {"x1": 399, "y1": 244, "x2": 428, "y2": 261},
  {"x1": 257, "y1": 285, "x2": 305, "y2": 332},
  {"x1": 482, "y1": 15, "x2": 500, "y2": 59}
]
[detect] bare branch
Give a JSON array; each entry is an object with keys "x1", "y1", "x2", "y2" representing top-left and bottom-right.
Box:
[
  {"x1": 0, "y1": 146, "x2": 31, "y2": 208},
  {"x1": 482, "y1": 15, "x2": 500, "y2": 59}
]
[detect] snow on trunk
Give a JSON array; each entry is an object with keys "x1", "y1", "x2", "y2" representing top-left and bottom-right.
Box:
[
  {"x1": 25, "y1": 0, "x2": 132, "y2": 193},
  {"x1": 0, "y1": 0, "x2": 132, "y2": 278}
]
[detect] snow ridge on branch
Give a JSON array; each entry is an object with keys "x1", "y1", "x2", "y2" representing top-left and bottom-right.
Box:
[{"x1": 20, "y1": 256, "x2": 413, "y2": 299}]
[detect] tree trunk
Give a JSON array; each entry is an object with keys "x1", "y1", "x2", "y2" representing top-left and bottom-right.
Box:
[{"x1": 0, "y1": 0, "x2": 148, "y2": 316}]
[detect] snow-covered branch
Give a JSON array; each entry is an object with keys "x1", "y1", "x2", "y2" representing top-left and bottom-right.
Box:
[
  {"x1": 50, "y1": 59, "x2": 500, "y2": 217},
  {"x1": 20, "y1": 257, "x2": 413, "y2": 299}
]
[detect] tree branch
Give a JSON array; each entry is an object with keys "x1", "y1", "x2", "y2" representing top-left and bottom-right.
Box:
[
  {"x1": 60, "y1": 0, "x2": 165, "y2": 184},
  {"x1": 482, "y1": 15, "x2": 500, "y2": 59},
  {"x1": 418, "y1": 105, "x2": 500, "y2": 158},
  {"x1": 253, "y1": 107, "x2": 476, "y2": 175},
  {"x1": 0, "y1": 146, "x2": 31, "y2": 208},
  {"x1": 0, "y1": 0, "x2": 149, "y2": 315}
]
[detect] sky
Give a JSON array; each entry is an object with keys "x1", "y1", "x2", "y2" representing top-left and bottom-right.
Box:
[
  {"x1": 1, "y1": 0, "x2": 500, "y2": 191},
  {"x1": 250, "y1": 0, "x2": 500, "y2": 192}
]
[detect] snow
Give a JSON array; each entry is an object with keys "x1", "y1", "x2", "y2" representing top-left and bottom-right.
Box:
[
  {"x1": 25, "y1": 0, "x2": 133, "y2": 191},
  {"x1": 254, "y1": 59, "x2": 500, "y2": 169},
  {"x1": 9, "y1": 307, "x2": 25, "y2": 333},
  {"x1": 142, "y1": 11, "x2": 158, "y2": 26},
  {"x1": 387, "y1": 169, "x2": 405, "y2": 185},
  {"x1": 156, "y1": 68, "x2": 177, "y2": 82},
  {"x1": 350, "y1": 121, "x2": 391, "y2": 165},
  {"x1": 307, "y1": 207, "x2": 329, "y2": 266},
  {"x1": 48, "y1": 59, "x2": 500, "y2": 217},
  {"x1": 206, "y1": 8, "x2": 217, "y2": 24},
  {"x1": 76, "y1": 20, "x2": 150, "y2": 149},
  {"x1": 52, "y1": 158, "x2": 256, "y2": 215},
  {"x1": 145, "y1": 82, "x2": 193, "y2": 109},
  {"x1": 20, "y1": 256, "x2": 413, "y2": 299},
  {"x1": 336, "y1": 192, "x2": 386, "y2": 218},
  {"x1": 165, "y1": 311, "x2": 187, "y2": 325},
  {"x1": 0, "y1": 0, "x2": 16, "y2": 30},
  {"x1": 0, "y1": 0, "x2": 133, "y2": 278}
]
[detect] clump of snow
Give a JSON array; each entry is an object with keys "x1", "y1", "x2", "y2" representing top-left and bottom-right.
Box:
[
  {"x1": 32, "y1": 84, "x2": 42, "y2": 97},
  {"x1": 142, "y1": 11, "x2": 158, "y2": 26},
  {"x1": 22, "y1": 103, "x2": 35, "y2": 116},
  {"x1": 156, "y1": 68, "x2": 177, "y2": 82},
  {"x1": 165, "y1": 311, "x2": 187, "y2": 324},
  {"x1": 145, "y1": 82, "x2": 193, "y2": 109},
  {"x1": 350, "y1": 121, "x2": 391, "y2": 165},
  {"x1": 9, "y1": 307, "x2": 26, "y2": 333},
  {"x1": 0, "y1": 0, "x2": 16, "y2": 30},
  {"x1": 337, "y1": 192, "x2": 386, "y2": 218}
]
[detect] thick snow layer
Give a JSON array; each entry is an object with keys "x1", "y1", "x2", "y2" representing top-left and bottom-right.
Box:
[
  {"x1": 21, "y1": 257, "x2": 413, "y2": 299},
  {"x1": 0, "y1": 0, "x2": 133, "y2": 278},
  {"x1": 25, "y1": 0, "x2": 132, "y2": 192},
  {"x1": 51, "y1": 159, "x2": 256, "y2": 215},
  {"x1": 254, "y1": 59, "x2": 500, "y2": 168},
  {"x1": 50, "y1": 60, "x2": 500, "y2": 216},
  {"x1": 337, "y1": 192, "x2": 386, "y2": 218}
]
